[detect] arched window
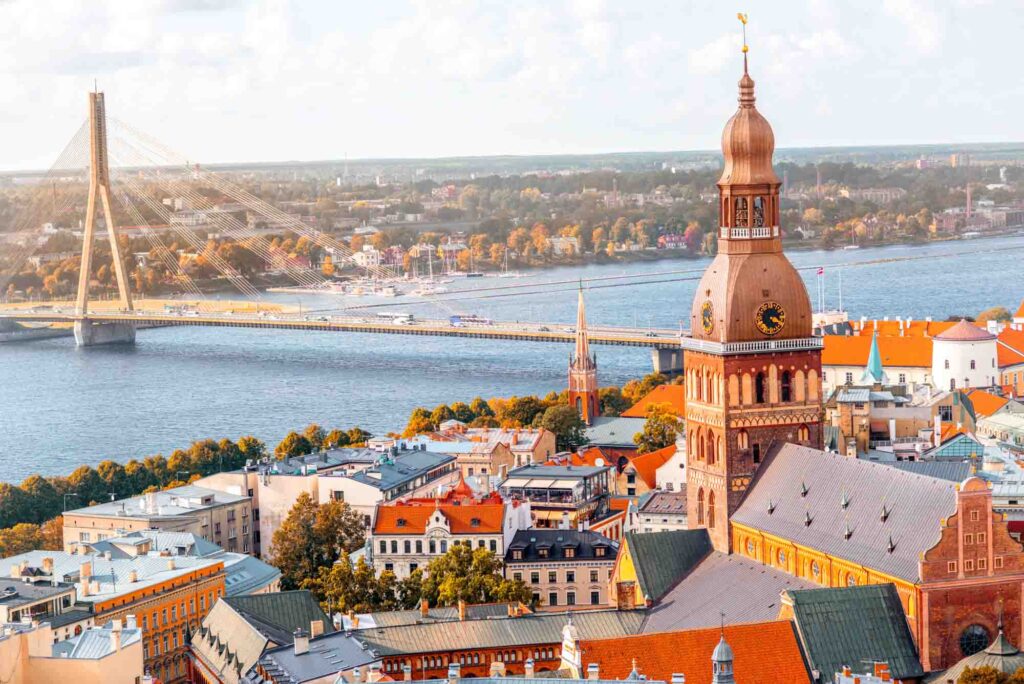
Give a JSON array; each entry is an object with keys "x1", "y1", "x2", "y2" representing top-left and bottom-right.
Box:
[
  {"x1": 738, "y1": 429, "x2": 749, "y2": 450},
  {"x1": 780, "y1": 371, "x2": 792, "y2": 402},
  {"x1": 695, "y1": 369, "x2": 703, "y2": 401},
  {"x1": 755, "y1": 373, "x2": 767, "y2": 403},
  {"x1": 697, "y1": 488, "x2": 705, "y2": 525},
  {"x1": 696, "y1": 428, "x2": 705, "y2": 460},
  {"x1": 753, "y1": 196, "x2": 766, "y2": 227},
  {"x1": 960, "y1": 625, "x2": 990, "y2": 658},
  {"x1": 706, "y1": 431, "x2": 716, "y2": 465},
  {"x1": 707, "y1": 491, "x2": 716, "y2": 529},
  {"x1": 575, "y1": 396, "x2": 582, "y2": 414},
  {"x1": 797, "y1": 424, "x2": 810, "y2": 442},
  {"x1": 950, "y1": 378, "x2": 956, "y2": 391},
  {"x1": 734, "y1": 197, "x2": 748, "y2": 226}
]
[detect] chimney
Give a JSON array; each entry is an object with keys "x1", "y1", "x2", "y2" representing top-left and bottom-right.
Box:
[
  {"x1": 420, "y1": 598, "x2": 429, "y2": 618},
  {"x1": 525, "y1": 659, "x2": 535, "y2": 678},
  {"x1": 351, "y1": 614, "x2": 360, "y2": 629},
  {"x1": 403, "y1": 665, "x2": 412, "y2": 681},
  {"x1": 128, "y1": 570, "x2": 138, "y2": 584},
  {"x1": 368, "y1": 663, "x2": 383, "y2": 682},
  {"x1": 587, "y1": 663, "x2": 600, "y2": 680},
  {"x1": 490, "y1": 662, "x2": 507, "y2": 677},
  {"x1": 447, "y1": 663, "x2": 461, "y2": 682},
  {"x1": 310, "y1": 619, "x2": 324, "y2": 638},
  {"x1": 125, "y1": 615, "x2": 137, "y2": 630},
  {"x1": 293, "y1": 628, "x2": 309, "y2": 656},
  {"x1": 9, "y1": 564, "x2": 18, "y2": 579},
  {"x1": 458, "y1": 599, "x2": 467, "y2": 621},
  {"x1": 90, "y1": 580, "x2": 100, "y2": 595},
  {"x1": 934, "y1": 415, "x2": 942, "y2": 448},
  {"x1": 110, "y1": 627, "x2": 121, "y2": 652},
  {"x1": 80, "y1": 561, "x2": 92, "y2": 581},
  {"x1": 166, "y1": 558, "x2": 176, "y2": 571},
  {"x1": 42, "y1": 557, "x2": 54, "y2": 574}
]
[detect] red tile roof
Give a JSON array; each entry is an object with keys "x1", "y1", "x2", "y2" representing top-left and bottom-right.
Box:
[
  {"x1": 966, "y1": 388, "x2": 1010, "y2": 418},
  {"x1": 822, "y1": 335, "x2": 932, "y2": 368},
  {"x1": 622, "y1": 385, "x2": 686, "y2": 418},
  {"x1": 580, "y1": 621, "x2": 811, "y2": 684},
  {"x1": 627, "y1": 444, "x2": 677, "y2": 489},
  {"x1": 853, "y1": 319, "x2": 957, "y2": 338},
  {"x1": 1016, "y1": 301, "x2": 1024, "y2": 319},
  {"x1": 935, "y1": 319, "x2": 995, "y2": 341},
  {"x1": 373, "y1": 502, "x2": 505, "y2": 535},
  {"x1": 998, "y1": 329, "x2": 1024, "y2": 368}
]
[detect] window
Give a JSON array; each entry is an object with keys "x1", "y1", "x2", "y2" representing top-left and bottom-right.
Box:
[
  {"x1": 80, "y1": 532, "x2": 91, "y2": 542},
  {"x1": 566, "y1": 571, "x2": 575, "y2": 583},
  {"x1": 478, "y1": 540, "x2": 486, "y2": 548},
  {"x1": 538, "y1": 547, "x2": 549, "y2": 559},
  {"x1": 945, "y1": 359, "x2": 950, "y2": 369},
  {"x1": 416, "y1": 540, "x2": 422, "y2": 553},
  {"x1": 385, "y1": 562, "x2": 394, "y2": 572},
  {"x1": 755, "y1": 373, "x2": 767, "y2": 403},
  {"x1": 948, "y1": 561, "x2": 957, "y2": 573},
  {"x1": 752, "y1": 196, "x2": 766, "y2": 227},
  {"x1": 595, "y1": 546, "x2": 606, "y2": 557},
  {"x1": 531, "y1": 572, "x2": 540, "y2": 584},
  {"x1": 978, "y1": 532, "x2": 986, "y2": 544},
  {"x1": 565, "y1": 548, "x2": 575, "y2": 559},
  {"x1": 964, "y1": 559, "x2": 974, "y2": 571},
  {"x1": 996, "y1": 557, "x2": 1004, "y2": 569},
  {"x1": 844, "y1": 372, "x2": 853, "y2": 385},
  {"x1": 753, "y1": 443, "x2": 761, "y2": 464},
  {"x1": 971, "y1": 510, "x2": 980, "y2": 522},
  {"x1": 939, "y1": 405, "x2": 953, "y2": 421},
  {"x1": 978, "y1": 558, "x2": 987, "y2": 570},
  {"x1": 707, "y1": 491, "x2": 716, "y2": 529},
  {"x1": 490, "y1": 540, "x2": 497, "y2": 552},
  {"x1": 970, "y1": 360, "x2": 976, "y2": 370},
  {"x1": 391, "y1": 540, "x2": 398, "y2": 553},
  {"x1": 429, "y1": 540, "x2": 436, "y2": 554},
  {"x1": 513, "y1": 572, "x2": 522, "y2": 582},
  {"x1": 960, "y1": 625, "x2": 991, "y2": 657},
  {"x1": 512, "y1": 549, "x2": 523, "y2": 560},
  {"x1": 441, "y1": 540, "x2": 447, "y2": 553},
  {"x1": 797, "y1": 425, "x2": 810, "y2": 442},
  {"x1": 404, "y1": 540, "x2": 411, "y2": 554},
  {"x1": 697, "y1": 488, "x2": 705, "y2": 526},
  {"x1": 410, "y1": 563, "x2": 418, "y2": 572},
  {"x1": 898, "y1": 373, "x2": 907, "y2": 384},
  {"x1": 548, "y1": 592, "x2": 558, "y2": 607},
  {"x1": 950, "y1": 378, "x2": 956, "y2": 390},
  {"x1": 566, "y1": 592, "x2": 576, "y2": 606},
  {"x1": 591, "y1": 591, "x2": 601, "y2": 605},
  {"x1": 738, "y1": 430, "x2": 749, "y2": 450},
  {"x1": 590, "y1": 570, "x2": 599, "y2": 582},
  {"x1": 781, "y1": 371, "x2": 792, "y2": 402},
  {"x1": 548, "y1": 571, "x2": 557, "y2": 583},
  {"x1": 380, "y1": 540, "x2": 387, "y2": 553},
  {"x1": 965, "y1": 533, "x2": 974, "y2": 545}
]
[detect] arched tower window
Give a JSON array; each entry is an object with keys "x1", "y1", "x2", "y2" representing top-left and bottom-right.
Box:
[
  {"x1": 697, "y1": 488, "x2": 705, "y2": 525},
  {"x1": 755, "y1": 372, "x2": 767, "y2": 404},
  {"x1": 696, "y1": 428, "x2": 705, "y2": 461},
  {"x1": 780, "y1": 371, "x2": 792, "y2": 402},
  {"x1": 738, "y1": 429, "x2": 749, "y2": 450},
  {"x1": 753, "y1": 196, "x2": 766, "y2": 227},
  {"x1": 575, "y1": 397, "x2": 582, "y2": 413},
  {"x1": 734, "y1": 197, "x2": 748, "y2": 226},
  {"x1": 706, "y1": 431, "x2": 716, "y2": 465},
  {"x1": 797, "y1": 424, "x2": 810, "y2": 442},
  {"x1": 707, "y1": 491, "x2": 716, "y2": 529}
]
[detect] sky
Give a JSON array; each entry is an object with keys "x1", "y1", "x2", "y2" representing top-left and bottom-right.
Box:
[{"x1": 0, "y1": 0, "x2": 1021, "y2": 171}]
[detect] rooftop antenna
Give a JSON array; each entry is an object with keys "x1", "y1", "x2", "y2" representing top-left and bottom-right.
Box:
[{"x1": 720, "y1": 610, "x2": 726, "y2": 637}]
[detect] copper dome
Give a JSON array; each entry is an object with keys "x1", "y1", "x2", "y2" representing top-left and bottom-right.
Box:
[{"x1": 718, "y1": 67, "x2": 779, "y2": 187}]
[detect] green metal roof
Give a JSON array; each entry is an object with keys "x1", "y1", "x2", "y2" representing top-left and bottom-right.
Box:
[
  {"x1": 785, "y1": 583, "x2": 924, "y2": 680},
  {"x1": 623, "y1": 529, "x2": 711, "y2": 602},
  {"x1": 223, "y1": 590, "x2": 334, "y2": 645}
]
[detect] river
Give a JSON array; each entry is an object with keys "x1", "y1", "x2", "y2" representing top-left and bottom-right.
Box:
[{"x1": 2, "y1": 234, "x2": 1023, "y2": 483}]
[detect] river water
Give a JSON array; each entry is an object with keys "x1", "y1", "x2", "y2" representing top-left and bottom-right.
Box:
[{"x1": 2, "y1": 234, "x2": 1023, "y2": 483}]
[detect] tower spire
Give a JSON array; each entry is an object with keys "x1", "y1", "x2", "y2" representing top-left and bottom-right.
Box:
[
  {"x1": 574, "y1": 284, "x2": 592, "y2": 367},
  {"x1": 568, "y1": 286, "x2": 599, "y2": 426}
]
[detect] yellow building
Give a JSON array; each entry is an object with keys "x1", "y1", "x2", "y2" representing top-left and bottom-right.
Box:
[{"x1": 0, "y1": 618, "x2": 146, "y2": 684}]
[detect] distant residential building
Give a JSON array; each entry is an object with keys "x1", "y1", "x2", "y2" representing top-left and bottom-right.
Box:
[
  {"x1": 549, "y1": 236, "x2": 579, "y2": 255},
  {"x1": 399, "y1": 436, "x2": 515, "y2": 480},
  {"x1": 932, "y1": 320, "x2": 999, "y2": 391},
  {"x1": 371, "y1": 493, "x2": 529, "y2": 579},
  {"x1": 838, "y1": 187, "x2": 908, "y2": 204},
  {"x1": 1, "y1": 549, "x2": 226, "y2": 683},
  {"x1": 657, "y1": 234, "x2": 687, "y2": 249},
  {"x1": 353, "y1": 245, "x2": 382, "y2": 267},
  {"x1": 415, "y1": 422, "x2": 558, "y2": 468},
  {"x1": 499, "y1": 464, "x2": 611, "y2": 529},
  {"x1": 0, "y1": 618, "x2": 146, "y2": 684},
  {"x1": 317, "y1": 447, "x2": 459, "y2": 527},
  {"x1": 247, "y1": 625, "x2": 381, "y2": 684},
  {"x1": 62, "y1": 484, "x2": 255, "y2": 555},
  {"x1": 504, "y1": 529, "x2": 617, "y2": 610},
  {"x1": 0, "y1": 575, "x2": 88, "y2": 642},
  {"x1": 637, "y1": 491, "x2": 688, "y2": 533}
]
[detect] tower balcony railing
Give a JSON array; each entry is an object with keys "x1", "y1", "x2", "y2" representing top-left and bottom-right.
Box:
[
  {"x1": 680, "y1": 336, "x2": 823, "y2": 355},
  {"x1": 720, "y1": 226, "x2": 779, "y2": 239}
]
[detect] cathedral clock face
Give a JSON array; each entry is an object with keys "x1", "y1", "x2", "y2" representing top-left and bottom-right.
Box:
[
  {"x1": 755, "y1": 301, "x2": 786, "y2": 336},
  {"x1": 701, "y1": 301, "x2": 714, "y2": 334}
]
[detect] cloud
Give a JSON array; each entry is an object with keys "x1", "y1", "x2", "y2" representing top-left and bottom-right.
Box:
[
  {"x1": 687, "y1": 33, "x2": 737, "y2": 76},
  {"x1": 883, "y1": 0, "x2": 946, "y2": 54}
]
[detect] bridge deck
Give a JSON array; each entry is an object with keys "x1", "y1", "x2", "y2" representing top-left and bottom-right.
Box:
[{"x1": 0, "y1": 310, "x2": 685, "y2": 349}]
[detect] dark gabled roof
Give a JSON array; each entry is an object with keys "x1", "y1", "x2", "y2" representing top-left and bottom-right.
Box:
[
  {"x1": 224, "y1": 590, "x2": 334, "y2": 646},
  {"x1": 732, "y1": 443, "x2": 957, "y2": 582},
  {"x1": 504, "y1": 530, "x2": 618, "y2": 564},
  {"x1": 785, "y1": 584, "x2": 925, "y2": 680},
  {"x1": 622, "y1": 529, "x2": 711, "y2": 602}
]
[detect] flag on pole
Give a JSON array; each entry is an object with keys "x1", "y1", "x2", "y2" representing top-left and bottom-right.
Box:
[{"x1": 817, "y1": 267, "x2": 825, "y2": 276}]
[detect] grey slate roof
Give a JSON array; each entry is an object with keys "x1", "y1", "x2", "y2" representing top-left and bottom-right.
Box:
[
  {"x1": 883, "y1": 460, "x2": 973, "y2": 483},
  {"x1": 506, "y1": 464, "x2": 610, "y2": 479},
  {"x1": 66, "y1": 483, "x2": 246, "y2": 518},
  {"x1": 584, "y1": 417, "x2": 645, "y2": 448},
  {"x1": 640, "y1": 552, "x2": 816, "y2": 633},
  {"x1": 50, "y1": 622, "x2": 143, "y2": 659},
  {"x1": 637, "y1": 491, "x2": 687, "y2": 515},
  {"x1": 356, "y1": 609, "x2": 646, "y2": 656},
  {"x1": 785, "y1": 584, "x2": 924, "y2": 680},
  {"x1": 223, "y1": 590, "x2": 334, "y2": 646},
  {"x1": 348, "y1": 450, "x2": 455, "y2": 491},
  {"x1": 224, "y1": 554, "x2": 283, "y2": 597},
  {"x1": 505, "y1": 529, "x2": 617, "y2": 564},
  {"x1": 622, "y1": 529, "x2": 711, "y2": 602},
  {"x1": 348, "y1": 602, "x2": 519, "y2": 629},
  {"x1": 732, "y1": 443, "x2": 958, "y2": 582},
  {"x1": 252, "y1": 630, "x2": 379, "y2": 683},
  {"x1": 0, "y1": 578, "x2": 74, "y2": 609}
]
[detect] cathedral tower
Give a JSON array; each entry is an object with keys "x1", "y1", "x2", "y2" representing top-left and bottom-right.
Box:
[
  {"x1": 569, "y1": 287, "x2": 599, "y2": 425},
  {"x1": 683, "y1": 28, "x2": 823, "y2": 553}
]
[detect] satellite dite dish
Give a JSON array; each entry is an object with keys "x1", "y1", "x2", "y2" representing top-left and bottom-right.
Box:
[{"x1": 595, "y1": 458, "x2": 605, "y2": 467}]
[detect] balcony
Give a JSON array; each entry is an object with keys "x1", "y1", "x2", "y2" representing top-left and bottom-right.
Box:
[{"x1": 680, "y1": 336, "x2": 824, "y2": 355}]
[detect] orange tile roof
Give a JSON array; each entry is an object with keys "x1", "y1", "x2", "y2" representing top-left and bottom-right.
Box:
[
  {"x1": 822, "y1": 335, "x2": 933, "y2": 368},
  {"x1": 622, "y1": 385, "x2": 686, "y2": 418},
  {"x1": 939, "y1": 422, "x2": 969, "y2": 442},
  {"x1": 966, "y1": 388, "x2": 1010, "y2": 418},
  {"x1": 373, "y1": 502, "x2": 504, "y2": 535},
  {"x1": 852, "y1": 319, "x2": 958, "y2": 338},
  {"x1": 579, "y1": 621, "x2": 811, "y2": 684},
  {"x1": 547, "y1": 447, "x2": 618, "y2": 469},
  {"x1": 627, "y1": 444, "x2": 677, "y2": 488},
  {"x1": 998, "y1": 329, "x2": 1024, "y2": 368},
  {"x1": 608, "y1": 497, "x2": 633, "y2": 511},
  {"x1": 1016, "y1": 301, "x2": 1024, "y2": 319}
]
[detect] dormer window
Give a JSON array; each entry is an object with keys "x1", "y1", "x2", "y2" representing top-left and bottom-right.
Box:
[
  {"x1": 512, "y1": 550, "x2": 523, "y2": 560},
  {"x1": 470, "y1": 518, "x2": 481, "y2": 527},
  {"x1": 564, "y1": 548, "x2": 575, "y2": 559},
  {"x1": 594, "y1": 546, "x2": 606, "y2": 558},
  {"x1": 538, "y1": 548, "x2": 549, "y2": 558},
  {"x1": 396, "y1": 518, "x2": 406, "y2": 527}
]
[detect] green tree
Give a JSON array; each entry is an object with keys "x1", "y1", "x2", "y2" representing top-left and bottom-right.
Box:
[
  {"x1": 420, "y1": 544, "x2": 532, "y2": 606},
  {"x1": 238, "y1": 436, "x2": 267, "y2": 464},
  {"x1": 18, "y1": 476, "x2": 60, "y2": 524},
  {"x1": 275, "y1": 431, "x2": 313, "y2": 459},
  {"x1": 0, "y1": 523, "x2": 43, "y2": 557},
  {"x1": 403, "y1": 407, "x2": 434, "y2": 437},
  {"x1": 303, "y1": 424, "x2": 327, "y2": 450},
  {"x1": 96, "y1": 460, "x2": 129, "y2": 499},
  {"x1": 469, "y1": 397, "x2": 494, "y2": 418},
  {"x1": 0, "y1": 484, "x2": 32, "y2": 529},
  {"x1": 397, "y1": 568, "x2": 424, "y2": 609},
  {"x1": 539, "y1": 404, "x2": 588, "y2": 451},
  {"x1": 270, "y1": 493, "x2": 365, "y2": 590},
  {"x1": 598, "y1": 387, "x2": 630, "y2": 417},
  {"x1": 346, "y1": 427, "x2": 372, "y2": 446},
  {"x1": 622, "y1": 372, "x2": 667, "y2": 406},
  {"x1": 977, "y1": 306, "x2": 1012, "y2": 324},
  {"x1": 323, "y1": 429, "x2": 351, "y2": 449},
  {"x1": 450, "y1": 402, "x2": 476, "y2": 423},
  {"x1": 633, "y1": 403, "x2": 680, "y2": 454},
  {"x1": 496, "y1": 396, "x2": 546, "y2": 427},
  {"x1": 956, "y1": 665, "x2": 1024, "y2": 684},
  {"x1": 66, "y1": 466, "x2": 106, "y2": 506},
  {"x1": 430, "y1": 404, "x2": 456, "y2": 427}
]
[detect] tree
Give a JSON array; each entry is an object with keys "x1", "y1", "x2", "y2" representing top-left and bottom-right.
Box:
[
  {"x1": 598, "y1": 387, "x2": 630, "y2": 417},
  {"x1": 622, "y1": 372, "x2": 667, "y2": 406},
  {"x1": 0, "y1": 523, "x2": 43, "y2": 557},
  {"x1": 430, "y1": 404, "x2": 456, "y2": 427},
  {"x1": 450, "y1": 402, "x2": 476, "y2": 423},
  {"x1": 322, "y1": 255, "x2": 335, "y2": 277},
  {"x1": 469, "y1": 397, "x2": 494, "y2": 418},
  {"x1": 404, "y1": 407, "x2": 434, "y2": 437},
  {"x1": 0, "y1": 484, "x2": 32, "y2": 530},
  {"x1": 271, "y1": 493, "x2": 365, "y2": 590},
  {"x1": 346, "y1": 427, "x2": 372, "y2": 446},
  {"x1": 66, "y1": 466, "x2": 106, "y2": 507},
  {"x1": 323, "y1": 429, "x2": 351, "y2": 449},
  {"x1": 238, "y1": 436, "x2": 268, "y2": 463},
  {"x1": 302, "y1": 424, "x2": 327, "y2": 450},
  {"x1": 495, "y1": 396, "x2": 546, "y2": 427},
  {"x1": 956, "y1": 666, "x2": 1024, "y2": 684},
  {"x1": 275, "y1": 431, "x2": 313, "y2": 459},
  {"x1": 19, "y1": 476, "x2": 60, "y2": 524},
  {"x1": 539, "y1": 404, "x2": 588, "y2": 451},
  {"x1": 420, "y1": 544, "x2": 532, "y2": 606},
  {"x1": 977, "y1": 306, "x2": 1012, "y2": 324},
  {"x1": 39, "y1": 516, "x2": 63, "y2": 550},
  {"x1": 633, "y1": 403, "x2": 680, "y2": 454}
]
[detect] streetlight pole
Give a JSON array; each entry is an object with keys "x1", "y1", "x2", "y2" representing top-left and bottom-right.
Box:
[
  {"x1": 63, "y1": 493, "x2": 78, "y2": 512},
  {"x1": 176, "y1": 470, "x2": 190, "y2": 484}
]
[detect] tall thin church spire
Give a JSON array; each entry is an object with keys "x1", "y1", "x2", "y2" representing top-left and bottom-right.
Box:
[
  {"x1": 574, "y1": 284, "x2": 593, "y2": 369},
  {"x1": 569, "y1": 286, "x2": 599, "y2": 426}
]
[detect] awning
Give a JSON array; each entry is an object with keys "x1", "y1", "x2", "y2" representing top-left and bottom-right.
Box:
[
  {"x1": 523, "y1": 478, "x2": 556, "y2": 488},
  {"x1": 500, "y1": 477, "x2": 532, "y2": 488}
]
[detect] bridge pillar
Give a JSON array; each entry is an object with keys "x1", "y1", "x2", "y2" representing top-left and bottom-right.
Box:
[
  {"x1": 74, "y1": 320, "x2": 136, "y2": 347},
  {"x1": 651, "y1": 348, "x2": 683, "y2": 376}
]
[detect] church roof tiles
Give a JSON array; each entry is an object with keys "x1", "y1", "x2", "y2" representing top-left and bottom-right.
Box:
[{"x1": 732, "y1": 443, "x2": 958, "y2": 583}]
